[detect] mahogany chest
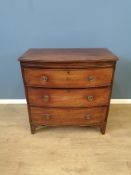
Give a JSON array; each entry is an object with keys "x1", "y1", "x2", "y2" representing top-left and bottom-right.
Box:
[{"x1": 19, "y1": 48, "x2": 118, "y2": 134}]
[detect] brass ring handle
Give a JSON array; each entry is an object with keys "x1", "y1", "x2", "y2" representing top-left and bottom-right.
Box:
[
  {"x1": 43, "y1": 114, "x2": 51, "y2": 120},
  {"x1": 88, "y1": 76, "x2": 95, "y2": 81},
  {"x1": 87, "y1": 95, "x2": 94, "y2": 102},
  {"x1": 43, "y1": 95, "x2": 49, "y2": 101},
  {"x1": 85, "y1": 114, "x2": 91, "y2": 120},
  {"x1": 41, "y1": 75, "x2": 48, "y2": 82}
]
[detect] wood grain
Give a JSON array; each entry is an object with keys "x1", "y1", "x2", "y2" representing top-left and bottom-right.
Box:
[
  {"x1": 21, "y1": 61, "x2": 115, "y2": 69},
  {"x1": 19, "y1": 48, "x2": 118, "y2": 134},
  {"x1": 30, "y1": 106, "x2": 107, "y2": 125},
  {"x1": 27, "y1": 87, "x2": 111, "y2": 107},
  {"x1": 24, "y1": 68, "x2": 113, "y2": 88},
  {"x1": 19, "y1": 48, "x2": 118, "y2": 62}
]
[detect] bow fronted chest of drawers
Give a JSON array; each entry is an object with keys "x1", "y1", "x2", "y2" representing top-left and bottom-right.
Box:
[{"x1": 18, "y1": 48, "x2": 118, "y2": 134}]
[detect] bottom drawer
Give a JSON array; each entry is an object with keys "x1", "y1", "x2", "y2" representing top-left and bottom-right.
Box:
[{"x1": 30, "y1": 107, "x2": 107, "y2": 125}]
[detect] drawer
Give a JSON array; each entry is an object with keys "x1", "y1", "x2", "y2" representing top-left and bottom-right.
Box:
[
  {"x1": 28, "y1": 87, "x2": 110, "y2": 107},
  {"x1": 24, "y1": 68, "x2": 113, "y2": 88},
  {"x1": 30, "y1": 107, "x2": 107, "y2": 125}
]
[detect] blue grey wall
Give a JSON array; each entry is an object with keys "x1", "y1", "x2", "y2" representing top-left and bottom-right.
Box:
[{"x1": 0, "y1": 0, "x2": 131, "y2": 99}]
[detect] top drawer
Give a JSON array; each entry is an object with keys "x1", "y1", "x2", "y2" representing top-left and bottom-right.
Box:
[{"x1": 23, "y1": 68, "x2": 113, "y2": 88}]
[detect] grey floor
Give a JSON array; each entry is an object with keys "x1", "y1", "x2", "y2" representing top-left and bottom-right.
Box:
[{"x1": 0, "y1": 104, "x2": 131, "y2": 175}]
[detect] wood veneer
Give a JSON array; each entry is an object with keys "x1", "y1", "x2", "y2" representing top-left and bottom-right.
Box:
[{"x1": 19, "y1": 48, "x2": 118, "y2": 134}]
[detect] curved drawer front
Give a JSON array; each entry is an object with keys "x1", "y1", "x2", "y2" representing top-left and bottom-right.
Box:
[
  {"x1": 28, "y1": 87, "x2": 111, "y2": 107},
  {"x1": 31, "y1": 107, "x2": 107, "y2": 125},
  {"x1": 24, "y1": 68, "x2": 113, "y2": 88}
]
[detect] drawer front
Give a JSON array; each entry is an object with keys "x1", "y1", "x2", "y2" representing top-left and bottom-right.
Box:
[
  {"x1": 31, "y1": 107, "x2": 107, "y2": 125},
  {"x1": 28, "y1": 87, "x2": 110, "y2": 107},
  {"x1": 24, "y1": 68, "x2": 113, "y2": 88}
]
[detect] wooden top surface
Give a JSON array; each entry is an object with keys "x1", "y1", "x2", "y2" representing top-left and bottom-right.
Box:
[{"x1": 18, "y1": 48, "x2": 118, "y2": 62}]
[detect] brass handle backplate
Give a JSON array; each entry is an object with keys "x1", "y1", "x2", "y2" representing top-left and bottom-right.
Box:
[
  {"x1": 43, "y1": 95, "x2": 49, "y2": 101},
  {"x1": 85, "y1": 114, "x2": 91, "y2": 120},
  {"x1": 41, "y1": 75, "x2": 48, "y2": 82},
  {"x1": 43, "y1": 114, "x2": 51, "y2": 120},
  {"x1": 87, "y1": 95, "x2": 94, "y2": 102},
  {"x1": 88, "y1": 76, "x2": 95, "y2": 81}
]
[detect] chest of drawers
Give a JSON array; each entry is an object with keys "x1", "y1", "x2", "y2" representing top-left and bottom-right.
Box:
[{"x1": 19, "y1": 48, "x2": 118, "y2": 134}]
